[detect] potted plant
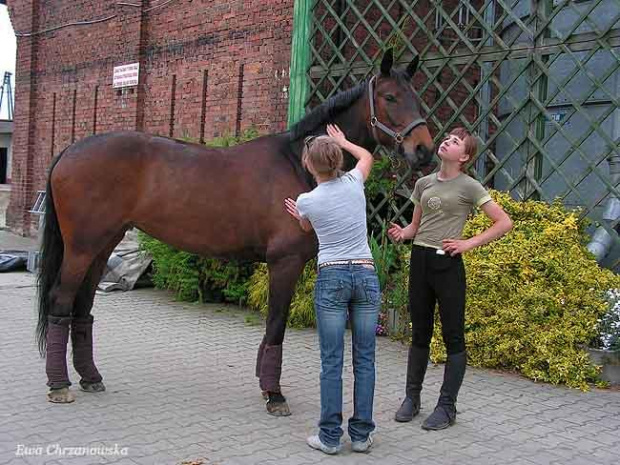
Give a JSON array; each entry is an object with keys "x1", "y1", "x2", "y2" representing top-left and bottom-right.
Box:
[{"x1": 587, "y1": 289, "x2": 620, "y2": 385}]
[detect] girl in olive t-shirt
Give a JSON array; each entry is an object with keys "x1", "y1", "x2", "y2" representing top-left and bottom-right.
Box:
[{"x1": 388, "y1": 127, "x2": 513, "y2": 431}]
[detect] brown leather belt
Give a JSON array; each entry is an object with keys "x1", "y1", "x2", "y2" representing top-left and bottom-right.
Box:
[{"x1": 318, "y1": 259, "x2": 375, "y2": 270}]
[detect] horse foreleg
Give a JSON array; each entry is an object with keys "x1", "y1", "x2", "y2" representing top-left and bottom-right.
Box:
[{"x1": 258, "y1": 255, "x2": 306, "y2": 416}]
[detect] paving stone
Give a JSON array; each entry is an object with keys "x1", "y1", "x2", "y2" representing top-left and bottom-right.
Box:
[{"x1": 1, "y1": 265, "x2": 619, "y2": 465}]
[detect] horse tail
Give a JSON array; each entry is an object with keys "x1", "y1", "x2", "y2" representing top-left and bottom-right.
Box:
[{"x1": 36, "y1": 149, "x2": 68, "y2": 356}]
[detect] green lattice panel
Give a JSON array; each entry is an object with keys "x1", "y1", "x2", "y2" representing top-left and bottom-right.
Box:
[{"x1": 305, "y1": 0, "x2": 620, "y2": 266}]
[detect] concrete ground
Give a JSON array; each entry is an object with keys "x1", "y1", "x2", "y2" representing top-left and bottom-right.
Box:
[{"x1": 0, "y1": 230, "x2": 619, "y2": 465}]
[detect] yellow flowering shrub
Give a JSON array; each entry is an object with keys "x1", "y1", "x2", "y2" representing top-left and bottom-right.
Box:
[
  {"x1": 411, "y1": 191, "x2": 620, "y2": 390},
  {"x1": 246, "y1": 190, "x2": 618, "y2": 389},
  {"x1": 248, "y1": 261, "x2": 318, "y2": 329}
]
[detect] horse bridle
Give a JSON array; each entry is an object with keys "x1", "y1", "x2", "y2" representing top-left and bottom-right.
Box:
[{"x1": 368, "y1": 75, "x2": 427, "y2": 146}]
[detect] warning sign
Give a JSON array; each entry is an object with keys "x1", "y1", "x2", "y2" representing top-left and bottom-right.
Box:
[{"x1": 113, "y1": 63, "x2": 140, "y2": 88}]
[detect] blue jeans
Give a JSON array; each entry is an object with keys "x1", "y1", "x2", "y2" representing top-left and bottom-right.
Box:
[{"x1": 314, "y1": 264, "x2": 381, "y2": 447}]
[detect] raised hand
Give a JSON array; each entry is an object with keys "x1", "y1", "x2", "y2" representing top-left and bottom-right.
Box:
[{"x1": 326, "y1": 124, "x2": 348, "y2": 148}]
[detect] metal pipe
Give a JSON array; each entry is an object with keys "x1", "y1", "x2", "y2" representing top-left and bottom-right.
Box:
[{"x1": 587, "y1": 153, "x2": 620, "y2": 261}]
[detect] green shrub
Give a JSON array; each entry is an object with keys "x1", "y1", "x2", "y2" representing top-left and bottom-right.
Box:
[
  {"x1": 246, "y1": 231, "x2": 400, "y2": 335},
  {"x1": 139, "y1": 232, "x2": 254, "y2": 304},
  {"x1": 365, "y1": 156, "x2": 396, "y2": 200},
  {"x1": 206, "y1": 127, "x2": 260, "y2": 147},
  {"x1": 137, "y1": 128, "x2": 260, "y2": 304},
  {"x1": 369, "y1": 229, "x2": 400, "y2": 291},
  {"x1": 247, "y1": 261, "x2": 317, "y2": 328},
  {"x1": 391, "y1": 190, "x2": 620, "y2": 390}
]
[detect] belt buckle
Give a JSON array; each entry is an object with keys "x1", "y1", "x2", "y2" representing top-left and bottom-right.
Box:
[{"x1": 436, "y1": 249, "x2": 446, "y2": 256}]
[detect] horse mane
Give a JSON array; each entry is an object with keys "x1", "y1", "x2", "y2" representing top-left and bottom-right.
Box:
[{"x1": 289, "y1": 79, "x2": 368, "y2": 141}]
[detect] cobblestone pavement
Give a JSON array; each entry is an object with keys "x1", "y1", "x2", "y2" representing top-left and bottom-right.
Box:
[{"x1": 0, "y1": 231, "x2": 619, "y2": 465}]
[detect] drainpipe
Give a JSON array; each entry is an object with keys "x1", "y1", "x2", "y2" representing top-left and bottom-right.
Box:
[{"x1": 587, "y1": 153, "x2": 620, "y2": 262}]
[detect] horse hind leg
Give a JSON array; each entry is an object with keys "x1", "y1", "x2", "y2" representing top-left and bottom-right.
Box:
[
  {"x1": 71, "y1": 233, "x2": 125, "y2": 394},
  {"x1": 46, "y1": 250, "x2": 96, "y2": 404}
]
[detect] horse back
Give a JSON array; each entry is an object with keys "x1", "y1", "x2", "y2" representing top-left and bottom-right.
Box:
[{"x1": 50, "y1": 132, "x2": 316, "y2": 261}]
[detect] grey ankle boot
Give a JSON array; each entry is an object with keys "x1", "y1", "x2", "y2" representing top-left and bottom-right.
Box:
[
  {"x1": 422, "y1": 351, "x2": 466, "y2": 430},
  {"x1": 395, "y1": 346, "x2": 429, "y2": 422}
]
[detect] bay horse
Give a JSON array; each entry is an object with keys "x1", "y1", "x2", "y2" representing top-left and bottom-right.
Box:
[{"x1": 37, "y1": 49, "x2": 434, "y2": 416}]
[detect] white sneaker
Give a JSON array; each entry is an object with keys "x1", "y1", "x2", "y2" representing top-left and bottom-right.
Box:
[
  {"x1": 351, "y1": 434, "x2": 374, "y2": 453},
  {"x1": 306, "y1": 435, "x2": 341, "y2": 455}
]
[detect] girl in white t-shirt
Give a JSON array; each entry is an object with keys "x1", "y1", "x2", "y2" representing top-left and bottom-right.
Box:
[{"x1": 285, "y1": 124, "x2": 379, "y2": 455}]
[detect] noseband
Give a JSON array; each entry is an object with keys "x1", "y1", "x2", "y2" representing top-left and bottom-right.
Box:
[{"x1": 368, "y1": 75, "x2": 427, "y2": 146}]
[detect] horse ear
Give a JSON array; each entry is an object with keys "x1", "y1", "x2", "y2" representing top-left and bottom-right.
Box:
[
  {"x1": 380, "y1": 48, "x2": 394, "y2": 76},
  {"x1": 406, "y1": 55, "x2": 420, "y2": 79}
]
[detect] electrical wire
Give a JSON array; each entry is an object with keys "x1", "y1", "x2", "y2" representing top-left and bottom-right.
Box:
[
  {"x1": 13, "y1": 0, "x2": 617, "y2": 59},
  {"x1": 14, "y1": 0, "x2": 178, "y2": 37}
]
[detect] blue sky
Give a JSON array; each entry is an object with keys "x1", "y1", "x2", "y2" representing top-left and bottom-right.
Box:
[{"x1": 0, "y1": 5, "x2": 16, "y2": 120}]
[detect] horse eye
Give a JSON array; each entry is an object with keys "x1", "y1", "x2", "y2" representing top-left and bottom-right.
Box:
[{"x1": 385, "y1": 95, "x2": 397, "y2": 103}]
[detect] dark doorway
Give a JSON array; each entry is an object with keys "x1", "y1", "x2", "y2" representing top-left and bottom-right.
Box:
[{"x1": 0, "y1": 147, "x2": 7, "y2": 184}]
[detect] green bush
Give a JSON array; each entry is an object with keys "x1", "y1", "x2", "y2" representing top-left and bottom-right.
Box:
[
  {"x1": 246, "y1": 232, "x2": 399, "y2": 334},
  {"x1": 139, "y1": 232, "x2": 254, "y2": 304},
  {"x1": 369, "y1": 229, "x2": 400, "y2": 291},
  {"x1": 247, "y1": 262, "x2": 317, "y2": 328},
  {"x1": 391, "y1": 190, "x2": 620, "y2": 390},
  {"x1": 206, "y1": 127, "x2": 260, "y2": 147},
  {"x1": 365, "y1": 156, "x2": 396, "y2": 200},
  {"x1": 595, "y1": 290, "x2": 620, "y2": 351},
  {"x1": 137, "y1": 128, "x2": 260, "y2": 304}
]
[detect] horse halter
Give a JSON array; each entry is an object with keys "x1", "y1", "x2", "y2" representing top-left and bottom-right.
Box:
[{"x1": 368, "y1": 75, "x2": 427, "y2": 146}]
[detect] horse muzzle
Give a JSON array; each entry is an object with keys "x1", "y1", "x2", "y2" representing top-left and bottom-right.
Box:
[{"x1": 400, "y1": 144, "x2": 434, "y2": 169}]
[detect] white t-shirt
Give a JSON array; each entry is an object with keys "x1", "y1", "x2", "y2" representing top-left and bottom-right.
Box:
[{"x1": 296, "y1": 168, "x2": 373, "y2": 265}]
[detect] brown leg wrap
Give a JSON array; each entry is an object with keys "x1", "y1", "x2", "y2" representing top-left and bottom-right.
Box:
[
  {"x1": 46, "y1": 317, "x2": 72, "y2": 389},
  {"x1": 71, "y1": 315, "x2": 103, "y2": 384},
  {"x1": 255, "y1": 335, "x2": 267, "y2": 378},
  {"x1": 259, "y1": 344, "x2": 282, "y2": 393}
]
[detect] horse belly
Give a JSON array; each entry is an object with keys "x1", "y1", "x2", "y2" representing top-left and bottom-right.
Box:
[{"x1": 135, "y1": 197, "x2": 268, "y2": 262}]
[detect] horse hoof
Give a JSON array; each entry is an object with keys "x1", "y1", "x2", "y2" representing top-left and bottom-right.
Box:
[
  {"x1": 266, "y1": 400, "x2": 291, "y2": 416},
  {"x1": 47, "y1": 387, "x2": 75, "y2": 404},
  {"x1": 266, "y1": 392, "x2": 291, "y2": 417},
  {"x1": 79, "y1": 381, "x2": 106, "y2": 393}
]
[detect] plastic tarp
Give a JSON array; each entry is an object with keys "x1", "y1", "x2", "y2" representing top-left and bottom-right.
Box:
[
  {"x1": 97, "y1": 229, "x2": 152, "y2": 292},
  {"x1": 0, "y1": 230, "x2": 151, "y2": 291},
  {"x1": 0, "y1": 250, "x2": 28, "y2": 272}
]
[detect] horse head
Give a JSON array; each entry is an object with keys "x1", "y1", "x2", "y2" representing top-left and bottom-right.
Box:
[{"x1": 367, "y1": 48, "x2": 434, "y2": 169}]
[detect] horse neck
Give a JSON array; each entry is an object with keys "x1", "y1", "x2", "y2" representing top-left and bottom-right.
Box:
[
  {"x1": 287, "y1": 86, "x2": 377, "y2": 175},
  {"x1": 333, "y1": 93, "x2": 377, "y2": 154}
]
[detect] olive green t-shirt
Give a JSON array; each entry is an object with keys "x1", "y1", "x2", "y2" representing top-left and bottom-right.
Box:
[{"x1": 410, "y1": 172, "x2": 492, "y2": 249}]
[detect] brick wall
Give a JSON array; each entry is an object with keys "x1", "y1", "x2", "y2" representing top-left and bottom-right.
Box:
[{"x1": 6, "y1": 0, "x2": 295, "y2": 235}]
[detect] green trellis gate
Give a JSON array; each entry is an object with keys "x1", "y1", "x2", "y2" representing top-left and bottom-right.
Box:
[{"x1": 288, "y1": 0, "x2": 620, "y2": 267}]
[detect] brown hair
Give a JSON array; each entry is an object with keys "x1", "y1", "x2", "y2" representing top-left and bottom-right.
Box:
[
  {"x1": 302, "y1": 135, "x2": 343, "y2": 179},
  {"x1": 449, "y1": 127, "x2": 478, "y2": 171}
]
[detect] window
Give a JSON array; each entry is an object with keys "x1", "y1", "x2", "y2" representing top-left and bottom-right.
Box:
[{"x1": 434, "y1": 4, "x2": 482, "y2": 42}]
